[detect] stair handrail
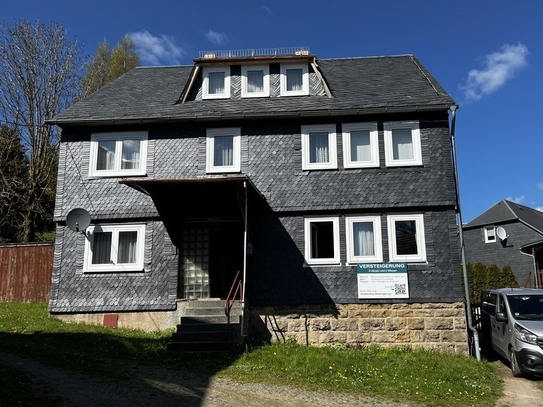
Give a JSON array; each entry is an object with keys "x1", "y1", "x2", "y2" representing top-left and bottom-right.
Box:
[{"x1": 225, "y1": 270, "x2": 243, "y2": 324}]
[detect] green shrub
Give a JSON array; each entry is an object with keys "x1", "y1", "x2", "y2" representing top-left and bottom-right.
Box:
[{"x1": 464, "y1": 262, "x2": 518, "y2": 304}]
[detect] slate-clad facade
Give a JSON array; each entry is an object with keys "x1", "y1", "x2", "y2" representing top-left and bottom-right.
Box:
[{"x1": 48, "y1": 50, "x2": 467, "y2": 352}]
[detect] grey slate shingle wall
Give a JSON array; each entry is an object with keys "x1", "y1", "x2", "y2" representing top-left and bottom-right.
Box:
[
  {"x1": 464, "y1": 221, "x2": 540, "y2": 285},
  {"x1": 246, "y1": 209, "x2": 462, "y2": 305},
  {"x1": 49, "y1": 221, "x2": 176, "y2": 313},
  {"x1": 51, "y1": 111, "x2": 461, "y2": 312}
]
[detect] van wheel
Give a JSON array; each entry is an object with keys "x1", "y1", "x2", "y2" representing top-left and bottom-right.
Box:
[{"x1": 509, "y1": 348, "x2": 522, "y2": 377}]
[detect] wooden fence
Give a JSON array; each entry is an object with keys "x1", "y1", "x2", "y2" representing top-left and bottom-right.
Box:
[{"x1": 0, "y1": 242, "x2": 53, "y2": 302}]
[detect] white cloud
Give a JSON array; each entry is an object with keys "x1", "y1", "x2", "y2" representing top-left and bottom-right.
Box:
[
  {"x1": 505, "y1": 195, "x2": 525, "y2": 204},
  {"x1": 205, "y1": 30, "x2": 228, "y2": 46},
  {"x1": 536, "y1": 206, "x2": 543, "y2": 212},
  {"x1": 538, "y1": 182, "x2": 543, "y2": 190},
  {"x1": 128, "y1": 30, "x2": 184, "y2": 66},
  {"x1": 262, "y1": 6, "x2": 274, "y2": 16},
  {"x1": 461, "y1": 43, "x2": 528, "y2": 101}
]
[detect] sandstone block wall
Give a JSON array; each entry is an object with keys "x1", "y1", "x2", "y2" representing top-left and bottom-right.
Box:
[{"x1": 250, "y1": 302, "x2": 469, "y2": 354}]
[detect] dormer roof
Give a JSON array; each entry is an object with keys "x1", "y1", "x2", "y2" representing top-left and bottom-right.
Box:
[{"x1": 48, "y1": 53, "x2": 455, "y2": 126}]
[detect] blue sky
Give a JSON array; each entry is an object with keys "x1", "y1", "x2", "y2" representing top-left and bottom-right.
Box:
[{"x1": 3, "y1": 0, "x2": 542, "y2": 222}]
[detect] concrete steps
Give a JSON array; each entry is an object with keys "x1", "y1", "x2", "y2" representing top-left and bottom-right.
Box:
[{"x1": 167, "y1": 299, "x2": 244, "y2": 352}]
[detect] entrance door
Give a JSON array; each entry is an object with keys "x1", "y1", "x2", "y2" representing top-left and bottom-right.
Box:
[{"x1": 179, "y1": 225, "x2": 243, "y2": 299}]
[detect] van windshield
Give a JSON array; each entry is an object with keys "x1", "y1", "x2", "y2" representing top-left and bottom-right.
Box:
[{"x1": 506, "y1": 295, "x2": 543, "y2": 320}]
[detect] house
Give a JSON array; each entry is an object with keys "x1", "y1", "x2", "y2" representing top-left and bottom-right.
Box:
[
  {"x1": 463, "y1": 199, "x2": 543, "y2": 288},
  {"x1": 47, "y1": 47, "x2": 468, "y2": 353}
]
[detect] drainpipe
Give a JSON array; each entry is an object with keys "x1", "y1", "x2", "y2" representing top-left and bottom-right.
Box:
[
  {"x1": 241, "y1": 181, "x2": 248, "y2": 337},
  {"x1": 449, "y1": 105, "x2": 481, "y2": 360}
]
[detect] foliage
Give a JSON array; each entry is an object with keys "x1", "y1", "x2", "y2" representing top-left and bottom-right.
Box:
[
  {"x1": 0, "y1": 125, "x2": 28, "y2": 242},
  {"x1": 79, "y1": 35, "x2": 139, "y2": 98},
  {"x1": 0, "y1": 20, "x2": 83, "y2": 242},
  {"x1": 0, "y1": 303, "x2": 505, "y2": 407},
  {"x1": 465, "y1": 262, "x2": 519, "y2": 304}
]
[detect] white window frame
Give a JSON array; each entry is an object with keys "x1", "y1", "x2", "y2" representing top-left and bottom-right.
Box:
[
  {"x1": 342, "y1": 123, "x2": 379, "y2": 168},
  {"x1": 83, "y1": 223, "x2": 146, "y2": 273},
  {"x1": 280, "y1": 63, "x2": 309, "y2": 96},
  {"x1": 206, "y1": 128, "x2": 241, "y2": 173},
  {"x1": 304, "y1": 217, "x2": 340, "y2": 265},
  {"x1": 387, "y1": 214, "x2": 427, "y2": 262},
  {"x1": 484, "y1": 226, "x2": 496, "y2": 243},
  {"x1": 89, "y1": 132, "x2": 148, "y2": 178},
  {"x1": 301, "y1": 124, "x2": 338, "y2": 170},
  {"x1": 241, "y1": 65, "x2": 269, "y2": 98},
  {"x1": 345, "y1": 216, "x2": 383, "y2": 264},
  {"x1": 383, "y1": 121, "x2": 422, "y2": 167},
  {"x1": 202, "y1": 66, "x2": 230, "y2": 99}
]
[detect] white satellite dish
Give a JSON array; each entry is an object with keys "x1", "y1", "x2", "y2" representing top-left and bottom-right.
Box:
[
  {"x1": 496, "y1": 226, "x2": 508, "y2": 241},
  {"x1": 66, "y1": 208, "x2": 91, "y2": 233}
]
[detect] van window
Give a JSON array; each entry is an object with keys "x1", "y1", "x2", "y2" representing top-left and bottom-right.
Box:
[{"x1": 507, "y1": 295, "x2": 543, "y2": 319}]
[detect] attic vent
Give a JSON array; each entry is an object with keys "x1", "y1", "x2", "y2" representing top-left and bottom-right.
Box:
[{"x1": 197, "y1": 47, "x2": 310, "y2": 59}]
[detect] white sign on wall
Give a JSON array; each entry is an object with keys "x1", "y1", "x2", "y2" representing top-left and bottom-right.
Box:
[{"x1": 357, "y1": 263, "x2": 409, "y2": 299}]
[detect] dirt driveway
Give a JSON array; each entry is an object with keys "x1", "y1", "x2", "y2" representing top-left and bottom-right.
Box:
[
  {"x1": 494, "y1": 360, "x2": 543, "y2": 406},
  {"x1": 1, "y1": 352, "x2": 542, "y2": 406}
]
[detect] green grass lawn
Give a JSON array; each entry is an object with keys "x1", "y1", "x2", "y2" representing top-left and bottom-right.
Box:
[{"x1": 0, "y1": 302, "x2": 504, "y2": 406}]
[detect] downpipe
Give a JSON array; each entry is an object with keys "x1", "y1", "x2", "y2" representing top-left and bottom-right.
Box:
[{"x1": 449, "y1": 105, "x2": 481, "y2": 360}]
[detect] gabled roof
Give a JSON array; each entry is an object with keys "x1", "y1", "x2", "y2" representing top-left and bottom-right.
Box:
[
  {"x1": 464, "y1": 200, "x2": 543, "y2": 235},
  {"x1": 49, "y1": 54, "x2": 455, "y2": 126}
]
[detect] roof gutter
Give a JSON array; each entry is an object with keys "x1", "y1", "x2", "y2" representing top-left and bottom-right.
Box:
[
  {"x1": 46, "y1": 104, "x2": 452, "y2": 127},
  {"x1": 449, "y1": 105, "x2": 481, "y2": 360}
]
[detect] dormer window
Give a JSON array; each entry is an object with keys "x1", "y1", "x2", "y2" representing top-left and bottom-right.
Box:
[
  {"x1": 280, "y1": 63, "x2": 309, "y2": 96},
  {"x1": 241, "y1": 65, "x2": 269, "y2": 98},
  {"x1": 202, "y1": 66, "x2": 230, "y2": 99}
]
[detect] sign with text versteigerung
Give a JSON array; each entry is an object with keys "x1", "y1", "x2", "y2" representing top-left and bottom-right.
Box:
[{"x1": 357, "y1": 263, "x2": 409, "y2": 299}]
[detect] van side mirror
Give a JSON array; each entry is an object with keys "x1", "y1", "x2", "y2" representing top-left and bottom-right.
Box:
[{"x1": 496, "y1": 312, "x2": 507, "y2": 322}]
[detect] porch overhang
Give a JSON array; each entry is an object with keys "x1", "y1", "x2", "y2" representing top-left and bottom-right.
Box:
[{"x1": 119, "y1": 175, "x2": 264, "y2": 247}]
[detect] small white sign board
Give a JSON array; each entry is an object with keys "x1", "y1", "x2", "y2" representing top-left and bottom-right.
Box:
[{"x1": 357, "y1": 263, "x2": 409, "y2": 299}]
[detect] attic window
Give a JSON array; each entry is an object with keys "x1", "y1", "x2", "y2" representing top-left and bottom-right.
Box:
[
  {"x1": 241, "y1": 65, "x2": 269, "y2": 98},
  {"x1": 485, "y1": 227, "x2": 496, "y2": 243},
  {"x1": 280, "y1": 63, "x2": 309, "y2": 96},
  {"x1": 202, "y1": 66, "x2": 230, "y2": 99}
]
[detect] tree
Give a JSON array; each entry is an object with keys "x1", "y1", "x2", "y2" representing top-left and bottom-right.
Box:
[
  {"x1": 0, "y1": 125, "x2": 28, "y2": 242},
  {"x1": 80, "y1": 35, "x2": 139, "y2": 98},
  {"x1": 0, "y1": 20, "x2": 84, "y2": 242}
]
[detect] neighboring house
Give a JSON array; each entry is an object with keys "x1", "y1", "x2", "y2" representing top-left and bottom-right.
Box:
[
  {"x1": 47, "y1": 48, "x2": 467, "y2": 353},
  {"x1": 463, "y1": 199, "x2": 543, "y2": 287}
]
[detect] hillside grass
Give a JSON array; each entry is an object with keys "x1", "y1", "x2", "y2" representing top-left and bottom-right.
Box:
[{"x1": 0, "y1": 302, "x2": 504, "y2": 406}]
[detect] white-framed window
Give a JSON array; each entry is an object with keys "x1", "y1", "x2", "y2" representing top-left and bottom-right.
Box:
[
  {"x1": 304, "y1": 217, "x2": 340, "y2": 265},
  {"x1": 241, "y1": 65, "x2": 269, "y2": 98},
  {"x1": 484, "y1": 226, "x2": 496, "y2": 243},
  {"x1": 84, "y1": 224, "x2": 145, "y2": 272},
  {"x1": 280, "y1": 63, "x2": 309, "y2": 96},
  {"x1": 383, "y1": 121, "x2": 422, "y2": 167},
  {"x1": 345, "y1": 216, "x2": 383, "y2": 264},
  {"x1": 206, "y1": 128, "x2": 241, "y2": 173},
  {"x1": 342, "y1": 123, "x2": 379, "y2": 168},
  {"x1": 202, "y1": 66, "x2": 230, "y2": 99},
  {"x1": 89, "y1": 132, "x2": 148, "y2": 177},
  {"x1": 301, "y1": 124, "x2": 337, "y2": 170},
  {"x1": 387, "y1": 214, "x2": 426, "y2": 262}
]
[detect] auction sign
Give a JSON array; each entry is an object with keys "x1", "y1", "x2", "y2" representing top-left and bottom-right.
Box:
[{"x1": 357, "y1": 263, "x2": 409, "y2": 299}]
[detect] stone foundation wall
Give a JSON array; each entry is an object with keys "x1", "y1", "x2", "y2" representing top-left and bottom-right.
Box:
[
  {"x1": 51, "y1": 301, "x2": 194, "y2": 332},
  {"x1": 250, "y1": 302, "x2": 468, "y2": 354}
]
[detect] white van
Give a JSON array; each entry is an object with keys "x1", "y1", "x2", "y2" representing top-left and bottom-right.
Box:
[{"x1": 480, "y1": 288, "x2": 543, "y2": 377}]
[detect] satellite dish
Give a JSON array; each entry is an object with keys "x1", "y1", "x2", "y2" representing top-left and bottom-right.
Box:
[
  {"x1": 66, "y1": 208, "x2": 91, "y2": 233},
  {"x1": 496, "y1": 226, "x2": 508, "y2": 241}
]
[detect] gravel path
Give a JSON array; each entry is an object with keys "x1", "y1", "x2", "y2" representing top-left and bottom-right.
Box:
[{"x1": 0, "y1": 353, "x2": 412, "y2": 407}]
